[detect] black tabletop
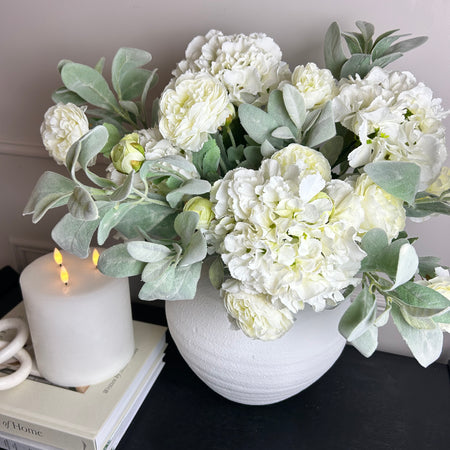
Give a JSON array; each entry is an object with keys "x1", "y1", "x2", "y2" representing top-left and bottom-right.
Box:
[{"x1": 1, "y1": 267, "x2": 449, "y2": 450}]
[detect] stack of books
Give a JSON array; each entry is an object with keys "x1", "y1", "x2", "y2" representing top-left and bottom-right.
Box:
[{"x1": 0, "y1": 303, "x2": 167, "y2": 450}]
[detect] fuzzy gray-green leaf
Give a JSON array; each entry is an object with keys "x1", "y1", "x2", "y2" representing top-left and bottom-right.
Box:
[
  {"x1": 179, "y1": 230, "x2": 207, "y2": 266},
  {"x1": 350, "y1": 325, "x2": 378, "y2": 357},
  {"x1": 339, "y1": 287, "x2": 377, "y2": 342},
  {"x1": 68, "y1": 186, "x2": 98, "y2": 220},
  {"x1": 166, "y1": 179, "x2": 211, "y2": 209},
  {"x1": 238, "y1": 104, "x2": 280, "y2": 145},
  {"x1": 391, "y1": 303, "x2": 443, "y2": 367},
  {"x1": 97, "y1": 202, "x2": 137, "y2": 245},
  {"x1": 24, "y1": 171, "x2": 77, "y2": 218},
  {"x1": 365, "y1": 161, "x2": 420, "y2": 204},
  {"x1": 127, "y1": 241, "x2": 172, "y2": 263},
  {"x1": 174, "y1": 211, "x2": 199, "y2": 247},
  {"x1": 98, "y1": 243, "x2": 146, "y2": 277},
  {"x1": 282, "y1": 84, "x2": 306, "y2": 130},
  {"x1": 303, "y1": 102, "x2": 336, "y2": 148},
  {"x1": 61, "y1": 62, "x2": 120, "y2": 111},
  {"x1": 324, "y1": 21, "x2": 347, "y2": 78},
  {"x1": 340, "y1": 54, "x2": 372, "y2": 79}
]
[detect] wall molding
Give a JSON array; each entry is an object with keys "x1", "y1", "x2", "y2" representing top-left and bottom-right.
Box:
[
  {"x1": 0, "y1": 139, "x2": 48, "y2": 159},
  {"x1": 9, "y1": 237, "x2": 54, "y2": 272}
]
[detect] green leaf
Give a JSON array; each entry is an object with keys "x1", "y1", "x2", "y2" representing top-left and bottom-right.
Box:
[
  {"x1": 97, "y1": 202, "x2": 137, "y2": 245},
  {"x1": 100, "y1": 122, "x2": 122, "y2": 157},
  {"x1": 355, "y1": 21, "x2": 375, "y2": 47},
  {"x1": 339, "y1": 287, "x2": 377, "y2": 342},
  {"x1": 392, "y1": 282, "x2": 450, "y2": 312},
  {"x1": 141, "y1": 258, "x2": 173, "y2": 283},
  {"x1": 193, "y1": 139, "x2": 221, "y2": 179},
  {"x1": 260, "y1": 140, "x2": 277, "y2": 157},
  {"x1": 267, "y1": 89, "x2": 297, "y2": 135},
  {"x1": 418, "y1": 256, "x2": 441, "y2": 279},
  {"x1": 24, "y1": 171, "x2": 77, "y2": 222},
  {"x1": 179, "y1": 230, "x2": 207, "y2": 266},
  {"x1": 111, "y1": 48, "x2": 152, "y2": 99},
  {"x1": 360, "y1": 228, "x2": 389, "y2": 254},
  {"x1": 110, "y1": 171, "x2": 134, "y2": 202},
  {"x1": 209, "y1": 257, "x2": 224, "y2": 289},
  {"x1": 238, "y1": 104, "x2": 282, "y2": 146},
  {"x1": 391, "y1": 303, "x2": 443, "y2": 367},
  {"x1": 371, "y1": 34, "x2": 405, "y2": 60},
  {"x1": 324, "y1": 21, "x2": 347, "y2": 79},
  {"x1": 166, "y1": 179, "x2": 211, "y2": 209},
  {"x1": 375, "y1": 303, "x2": 391, "y2": 328},
  {"x1": 141, "y1": 70, "x2": 158, "y2": 110},
  {"x1": 281, "y1": 84, "x2": 306, "y2": 131},
  {"x1": 371, "y1": 53, "x2": 403, "y2": 69},
  {"x1": 127, "y1": 241, "x2": 172, "y2": 263},
  {"x1": 119, "y1": 100, "x2": 139, "y2": 117},
  {"x1": 51, "y1": 202, "x2": 111, "y2": 258},
  {"x1": 388, "y1": 243, "x2": 418, "y2": 290},
  {"x1": 342, "y1": 33, "x2": 363, "y2": 54},
  {"x1": 406, "y1": 200, "x2": 450, "y2": 217},
  {"x1": 67, "y1": 186, "x2": 98, "y2": 220},
  {"x1": 61, "y1": 62, "x2": 120, "y2": 112},
  {"x1": 65, "y1": 125, "x2": 109, "y2": 178},
  {"x1": 350, "y1": 325, "x2": 378, "y2": 357},
  {"x1": 174, "y1": 211, "x2": 199, "y2": 247},
  {"x1": 364, "y1": 161, "x2": 420, "y2": 204},
  {"x1": 51, "y1": 87, "x2": 85, "y2": 106},
  {"x1": 320, "y1": 135, "x2": 344, "y2": 166},
  {"x1": 384, "y1": 36, "x2": 428, "y2": 56},
  {"x1": 113, "y1": 203, "x2": 174, "y2": 239},
  {"x1": 97, "y1": 243, "x2": 146, "y2": 277},
  {"x1": 302, "y1": 101, "x2": 336, "y2": 148},
  {"x1": 94, "y1": 57, "x2": 106, "y2": 74},
  {"x1": 119, "y1": 68, "x2": 154, "y2": 101},
  {"x1": 139, "y1": 261, "x2": 202, "y2": 300},
  {"x1": 340, "y1": 53, "x2": 372, "y2": 78},
  {"x1": 272, "y1": 126, "x2": 295, "y2": 140}
]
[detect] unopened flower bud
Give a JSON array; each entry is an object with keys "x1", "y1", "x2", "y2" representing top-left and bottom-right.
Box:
[
  {"x1": 183, "y1": 196, "x2": 215, "y2": 228},
  {"x1": 111, "y1": 133, "x2": 145, "y2": 174}
]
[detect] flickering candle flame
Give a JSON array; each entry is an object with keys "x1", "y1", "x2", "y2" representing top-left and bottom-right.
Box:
[
  {"x1": 92, "y1": 248, "x2": 100, "y2": 268},
  {"x1": 53, "y1": 248, "x2": 63, "y2": 266},
  {"x1": 60, "y1": 265, "x2": 69, "y2": 286}
]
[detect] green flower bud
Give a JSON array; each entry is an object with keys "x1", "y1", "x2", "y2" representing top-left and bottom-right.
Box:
[
  {"x1": 110, "y1": 133, "x2": 145, "y2": 174},
  {"x1": 183, "y1": 196, "x2": 215, "y2": 229}
]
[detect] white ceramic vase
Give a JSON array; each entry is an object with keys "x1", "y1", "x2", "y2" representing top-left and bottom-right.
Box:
[{"x1": 166, "y1": 273, "x2": 348, "y2": 405}]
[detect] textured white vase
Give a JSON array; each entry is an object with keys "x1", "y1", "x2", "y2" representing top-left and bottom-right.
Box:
[{"x1": 166, "y1": 274, "x2": 347, "y2": 405}]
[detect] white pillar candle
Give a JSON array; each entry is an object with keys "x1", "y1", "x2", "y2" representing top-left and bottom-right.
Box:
[{"x1": 19, "y1": 249, "x2": 135, "y2": 387}]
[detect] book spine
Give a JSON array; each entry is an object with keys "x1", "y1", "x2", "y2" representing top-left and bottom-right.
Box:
[{"x1": 0, "y1": 415, "x2": 96, "y2": 450}]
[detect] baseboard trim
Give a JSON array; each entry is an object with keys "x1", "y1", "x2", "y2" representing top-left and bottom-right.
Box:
[
  {"x1": 9, "y1": 237, "x2": 54, "y2": 272},
  {"x1": 0, "y1": 140, "x2": 48, "y2": 159}
]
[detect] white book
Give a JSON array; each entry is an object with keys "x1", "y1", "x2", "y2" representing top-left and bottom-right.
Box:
[
  {"x1": 0, "y1": 356, "x2": 165, "y2": 450},
  {"x1": 0, "y1": 303, "x2": 167, "y2": 450}
]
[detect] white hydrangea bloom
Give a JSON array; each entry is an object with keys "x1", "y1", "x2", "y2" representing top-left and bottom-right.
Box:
[
  {"x1": 210, "y1": 145, "x2": 365, "y2": 313},
  {"x1": 333, "y1": 67, "x2": 448, "y2": 190},
  {"x1": 222, "y1": 278, "x2": 294, "y2": 340},
  {"x1": 159, "y1": 72, "x2": 234, "y2": 152},
  {"x1": 289, "y1": 63, "x2": 337, "y2": 109},
  {"x1": 137, "y1": 127, "x2": 191, "y2": 161},
  {"x1": 174, "y1": 29, "x2": 291, "y2": 106},
  {"x1": 40, "y1": 102, "x2": 90, "y2": 167}
]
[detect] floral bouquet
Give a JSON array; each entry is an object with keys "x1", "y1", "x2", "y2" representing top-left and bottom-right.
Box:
[{"x1": 26, "y1": 21, "x2": 450, "y2": 367}]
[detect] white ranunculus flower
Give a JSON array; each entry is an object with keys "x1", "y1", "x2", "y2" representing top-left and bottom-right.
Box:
[
  {"x1": 426, "y1": 166, "x2": 450, "y2": 196},
  {"x1": 332, "y1": 174, "x2": 405, "y2": 241},
  {"x1": 222, "y1": 278, "x2": 294, "y2": 340},
  {"x1": 272, "y1": 143, "x2": 332, "y2": 182},
  {"x1": 289, "y1": 63, "x2": 337, "y2": 110},
  {"x1": 137, "y1": 127, "x2": 191, "y2": 161},
  {"x1": 210, "y1": 148, "x2": 365, "y2": 313},
  {"x1": 159, "y1": 72, "x2": 234, "y2": 152},
  {"x1": 174, "y1": 30, "x2": 291, "y2": 106},
  {"x1": 40, "y1": 102, "x2": 90, "y2": 167}
]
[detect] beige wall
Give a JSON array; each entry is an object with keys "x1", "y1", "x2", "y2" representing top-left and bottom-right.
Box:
[{"x1": 0, "y1": 0, "x2": 449, "y2": 358}]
